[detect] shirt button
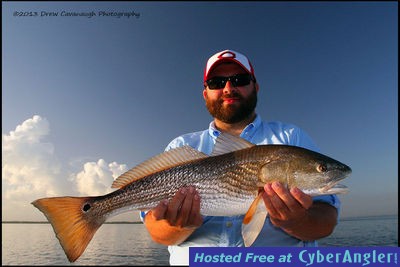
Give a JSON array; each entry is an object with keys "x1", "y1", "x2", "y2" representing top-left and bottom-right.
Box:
[{"x1": 226, "y1": 221, "x2": 233, "y2": 228}]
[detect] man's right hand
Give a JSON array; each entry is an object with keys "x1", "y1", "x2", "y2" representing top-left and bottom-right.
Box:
[{"x1": 143, "y1": 186, "x2": 203, "y2": 245}]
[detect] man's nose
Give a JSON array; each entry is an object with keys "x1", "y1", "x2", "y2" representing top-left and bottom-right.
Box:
[{"x1": 223, "y1": 81, "x2": 237, "y2": 94}]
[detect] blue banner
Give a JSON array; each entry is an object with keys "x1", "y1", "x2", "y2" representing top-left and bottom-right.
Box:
[{"x1": 190, "y1": 247, "x2": 399, "y2": 267}]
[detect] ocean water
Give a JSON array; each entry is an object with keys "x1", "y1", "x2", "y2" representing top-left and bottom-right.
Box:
[
  {"x1": 2, "y1": 215, "x2": 398, "y2": 265},
  {"x1": 318, "y1": 215, "x2": 398, "y2": 247}
]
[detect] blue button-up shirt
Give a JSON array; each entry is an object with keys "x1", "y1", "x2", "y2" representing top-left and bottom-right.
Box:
[{"x1": 142, "y1": 115, "x2": 340, "y2": 265}]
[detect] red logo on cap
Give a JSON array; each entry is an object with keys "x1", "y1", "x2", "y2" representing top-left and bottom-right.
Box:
[{"x1": 218, "y1": 51, "x2": 236, "y2": 59}]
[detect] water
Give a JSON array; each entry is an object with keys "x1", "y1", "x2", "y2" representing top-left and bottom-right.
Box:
[
  {"x1": 2, "y1": 223, "x2": 170, "y2": 265},
  {"x1": 318, "y1": 215, "x2": 398, "y2": 247},
  {"x1": 2, "y1": 216, "x2": 398, "y2": 265}
]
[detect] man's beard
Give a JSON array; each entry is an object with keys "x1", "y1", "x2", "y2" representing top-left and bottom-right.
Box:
[{"x1": 205, "y1": 87, "x2": 258, "y2": 124}]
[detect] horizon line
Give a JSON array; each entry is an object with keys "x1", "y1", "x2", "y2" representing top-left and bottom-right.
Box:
[{"x1": 2, "y1": 213, "x2": 398, "y2": 224}]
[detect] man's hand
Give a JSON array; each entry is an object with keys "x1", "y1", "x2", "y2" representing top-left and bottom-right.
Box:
[
  {"x1": 262, "y1": 181, "x2": 313, "y2": 226},
  {"x1": 262, "y1": 182, "x2": 337, "y2": 241},
  {"x1": 152, "y1": 186, "x2": 203, "y2": 228},
  {"x1": 144, "y1": 186, "x2": 203, "y2": 245}
]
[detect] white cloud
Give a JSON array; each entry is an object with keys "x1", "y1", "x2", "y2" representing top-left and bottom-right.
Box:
[
  {"x1": 2, "y1": 115, "x2": 127, "y2": 221},
  {"x1": 2, "y1": 116, "x2": 61, "y2": 197},
  {"x1": 71, "y1": 159, "x2": 127, "y2": 196},
  {"x1": 2, "y1": 115, "x2": 62, "y2": 220}
]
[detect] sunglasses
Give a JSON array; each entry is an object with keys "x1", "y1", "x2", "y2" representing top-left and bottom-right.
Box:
[{"x1": 205, "y1": 74, "x2": 255, "y2": 90}]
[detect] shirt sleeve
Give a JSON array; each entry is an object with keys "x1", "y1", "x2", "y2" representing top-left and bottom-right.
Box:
[
  {"x1": 139, "y1": 211, "x2": 147, "y2": 222},
  {"x1": 312, "y1": 195, "x2": 341, "y2": 210},
  {"x1": 290, "y1": 124, "x2": 321, "y2": 152},
  {"x1": 165, "y1": 136, "x2": 185, "y2": 151}
]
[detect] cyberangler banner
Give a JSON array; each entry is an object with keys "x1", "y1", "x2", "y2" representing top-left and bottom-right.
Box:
[{"x1": 190, "y1": 247, "x2": 399, "y2": 267}]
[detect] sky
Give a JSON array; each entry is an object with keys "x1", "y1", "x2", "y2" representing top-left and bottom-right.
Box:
[{"x1": 2, "y1": 1, "x2": 398, "y2": 221}]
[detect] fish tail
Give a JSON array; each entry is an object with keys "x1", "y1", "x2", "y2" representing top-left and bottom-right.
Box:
[{"x1": 31, "y1": 196, "x2": 105, "y2": 262}]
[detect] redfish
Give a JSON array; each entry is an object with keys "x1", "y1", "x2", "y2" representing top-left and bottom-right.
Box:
[{"x1": 32, "y1": 133, "x2": 351, "y2": 262}]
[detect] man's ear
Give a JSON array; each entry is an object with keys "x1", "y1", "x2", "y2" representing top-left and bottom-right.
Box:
[{"x1": 203, "y1": 89, "x2": 207, "y2": 100}]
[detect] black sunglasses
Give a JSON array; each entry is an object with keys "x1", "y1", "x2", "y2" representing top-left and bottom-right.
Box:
[{"x1": 205, "y1": 74, "x2": 255, "y2": 90}]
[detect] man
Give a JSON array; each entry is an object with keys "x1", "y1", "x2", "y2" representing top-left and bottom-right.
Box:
[{"x1": 141, "y1": 49, "x2": 340, "y2": 265}]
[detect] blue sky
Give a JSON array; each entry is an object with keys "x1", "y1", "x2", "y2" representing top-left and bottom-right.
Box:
[{"x1": 2, "y1": 1, "x2": 398, "y2": 221}]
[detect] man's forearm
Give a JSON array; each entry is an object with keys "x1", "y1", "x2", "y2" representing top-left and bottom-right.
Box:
[{"x1": 144, "y1": 211, "x2": 195, "y2": 245}]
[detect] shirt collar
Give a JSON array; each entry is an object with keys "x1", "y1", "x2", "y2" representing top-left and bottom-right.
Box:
[{"x1": 208, "y1": 114, "x2": 262, "y2": 141}]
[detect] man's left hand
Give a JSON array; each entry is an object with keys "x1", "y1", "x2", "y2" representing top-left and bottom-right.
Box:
[{"x1": 261, "y1": 181, "x2": 313, "y2": 228}]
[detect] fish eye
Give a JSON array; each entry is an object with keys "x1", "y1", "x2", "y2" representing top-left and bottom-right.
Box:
[
  {"x1": 82, "y1": 203, "x2": 91, "y2": 212},
  {"x1": 317, "y1": 164, "x2": 327, "y2": 173}
]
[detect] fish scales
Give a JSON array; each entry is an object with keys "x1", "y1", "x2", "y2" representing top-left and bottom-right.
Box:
[{"x1": 94, "y1": 149, "x2": 265, "y2": 218}]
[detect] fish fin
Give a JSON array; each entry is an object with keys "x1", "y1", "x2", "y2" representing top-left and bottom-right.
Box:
[
  {"x1": 242, "y1": 191, "x2": 268, "y2": 247},
  {"x1": 112, "y1": 146, "x2": 208, "y2": 188},
  {"x1": 211, "y1": 132, "x2": 255, "y2": 156},
  {"x1": 31, "y1": 197, "x2": 105, "y2": 262}
]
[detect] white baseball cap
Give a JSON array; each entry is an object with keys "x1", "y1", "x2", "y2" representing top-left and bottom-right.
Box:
[{"x1": 203, "y1": 49, "x2": 255, "y2": 81}]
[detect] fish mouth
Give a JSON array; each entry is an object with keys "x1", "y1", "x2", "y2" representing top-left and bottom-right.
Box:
[
  {"x1": 320, "y1": 176, "x2": 349, "y2": 195},
  {"x1": 320, "y1": 183, "x2": 349, "y2": 195},
  {"x1": 320, "y1": 166, "x2": 351, "y2": 194}
]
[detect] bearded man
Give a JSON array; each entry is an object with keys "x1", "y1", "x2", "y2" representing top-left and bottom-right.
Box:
[{"x1": 140, "y1": 50, "x2": 340, "y2": 266}]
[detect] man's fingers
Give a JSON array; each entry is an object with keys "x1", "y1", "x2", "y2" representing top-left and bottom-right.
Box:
[
  {"x1": 175, "y1": 187, "x2": 195, "y2": 226},
  {"x1": 290, "y1": 187, "x2": 313, "y2": 209},
  {"x1": 271, "y1": 182, "x2": 299, "y2": 212},
  {"x1": 165, "y1": 187, "x2": 189, "y2": 224},
  {"x1": 151, "y1": 199, "x2": 169, "y2": 220},
  {"x1": 188, "y1": 191, "x2": 202, "y2": 227},
  {"x1": 150, "y1": 186, "x2": 203, "y2": 228},
  {"x1": 264, "y1": 182, "x2": 289, "y2": 216},
  {"x1": 262, "y1": 183, "x2": 279, "y2": 216}
]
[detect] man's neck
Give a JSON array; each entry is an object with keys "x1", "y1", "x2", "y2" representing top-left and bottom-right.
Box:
[{"x1": 214, "y1": 113, "x2": 257, "y2": 136}]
